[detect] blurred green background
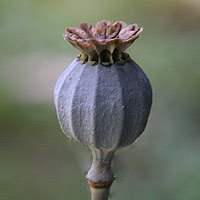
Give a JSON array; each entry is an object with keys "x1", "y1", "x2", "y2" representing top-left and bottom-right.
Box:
[{"x1": 0, "y1": 0, "x2": 200, "y2": 199}]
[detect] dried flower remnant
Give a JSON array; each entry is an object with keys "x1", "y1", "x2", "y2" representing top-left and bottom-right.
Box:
[{"x1": 63, "y1": 20, "x2": 143, "y2": 65}]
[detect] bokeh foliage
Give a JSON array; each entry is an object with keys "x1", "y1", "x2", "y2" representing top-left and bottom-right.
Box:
[{"x1": 0, "y1": 0, "x2": 200, "y2": 199}]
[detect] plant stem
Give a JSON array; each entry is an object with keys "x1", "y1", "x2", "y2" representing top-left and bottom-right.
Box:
[
  {"x1": 90, "y1": 187, "x2": 110, "y2": 200},
  {"x1": 86, "y1": 148, "x2": 115, "y2": 200}
]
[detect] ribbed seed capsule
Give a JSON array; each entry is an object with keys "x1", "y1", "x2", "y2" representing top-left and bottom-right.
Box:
[{"x1": 54, "y1": 20, "x2": 152, "y2": 200}]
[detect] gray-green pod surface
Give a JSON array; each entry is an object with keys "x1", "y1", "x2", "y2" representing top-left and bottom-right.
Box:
[{"x1": 54, "y1": 59, "x2": 152, "y2": 151}]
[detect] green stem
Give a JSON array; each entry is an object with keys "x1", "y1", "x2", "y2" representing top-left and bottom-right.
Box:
[
  {"x1": 86, "y1": 148, "x2": 115, "y2": 200},
  {"x1": 90, "y1": 187, "x2": 110, "y2": 200}
]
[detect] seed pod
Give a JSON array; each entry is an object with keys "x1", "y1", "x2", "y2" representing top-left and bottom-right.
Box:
[{"x1": 54, "y1": 20, "x2": 152, "y2": 200}]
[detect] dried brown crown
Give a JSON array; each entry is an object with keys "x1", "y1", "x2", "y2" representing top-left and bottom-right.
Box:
[{"x1": 63, "y1": 20, "x2": 143, "y2": 66}]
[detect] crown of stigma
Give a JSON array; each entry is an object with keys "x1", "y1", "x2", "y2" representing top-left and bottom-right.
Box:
[{"x1": 63, "y1": 20, "x2": 143, "y2": 65}]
